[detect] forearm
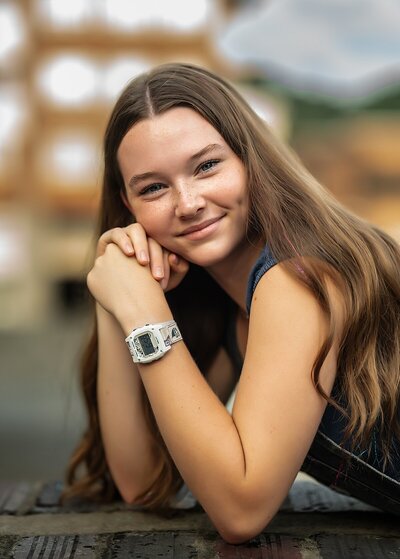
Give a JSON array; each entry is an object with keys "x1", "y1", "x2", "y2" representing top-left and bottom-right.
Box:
[
  {"x1": 130, "y1": 337, "x2": 248, "y2": 523},
  {"x1": 96, "y1": 304, "x2": 160, "y2": 502},
  {"x1": 89, "y1": 251, "x2": 251, "y2": 525}
]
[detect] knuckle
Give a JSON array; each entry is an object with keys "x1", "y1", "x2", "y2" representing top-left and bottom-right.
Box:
[
  {"x1": 112, "y1": 227, "x2": 123, "y2": 238},
  {"x1": 126, "y1": 223, "x2": 142, "y2": 234}
]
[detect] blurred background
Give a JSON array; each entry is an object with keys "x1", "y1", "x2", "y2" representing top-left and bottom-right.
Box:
[{"x1": 1, "y1": 0, "x2": 399, "y2": 482}]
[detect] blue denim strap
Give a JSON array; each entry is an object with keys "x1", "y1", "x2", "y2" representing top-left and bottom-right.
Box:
[{"x1": 246, "y1": 245, "x2": 278, "y2": 315}]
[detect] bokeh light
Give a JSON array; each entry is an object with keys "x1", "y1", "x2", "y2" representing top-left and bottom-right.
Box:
[
  {"x1": 102, "y1": 0, "x2": 212, "y2": 31},
  {"x1": 35, "y1": 0, "x2": 95, "y2": 29},
  {"x1": 103, "y1": 57, "x2": 151, "y2": 101},
  {"x1": 40, "y1": 133, "x2": 99, "y2": 188},
  {"x1": 0, "y1": 86, "x2": 27, "y2": 154},
  {"x1": 0, "y1": 3, "x2": 26, "y2": 63},
  {"x1": 37, "y1": 55, "x2": 99, "y2": 106}
]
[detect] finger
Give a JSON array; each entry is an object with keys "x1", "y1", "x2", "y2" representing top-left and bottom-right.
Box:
[
  {"x1": 160, "y1": 250, "x2": 171, "y2": 291},
  {"x1": 169, "y1": 252, "x2": 179, "y2": 268},
  {"x1": 169, "y1": 253, "x2": 190, "y2": 275},
  {"x1": 123, "y1": 224, "x2": 150, "y2": 265},
  {"x1": 165, "y1": 253, "x2": 190, "y2": 292},
  {"x1": 97, "y1": 228, "x2": 134, "y2": 257},
  {"x1": 148, "y1": 238, "x2": 164, "y2": 280}
]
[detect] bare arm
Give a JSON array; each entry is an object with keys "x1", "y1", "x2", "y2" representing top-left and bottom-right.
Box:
[
  {"x1": 95, "y1": 223, "x2": 190, "y2": 502},
  {"x1": 97, "y1": 303, "x2": 237, "y2": 502},
  {"x1": 96, "y1": 303, "x2": 159, "y2": 502},
  {"x1": 130, "y1": 268, "x2": 339, "y2": 542},
  {"x1": 88, "y1": 243, "x2": 343, "y2": 544},
  {"x1": 94, "y1": 222, "x2": 240, "y2": 507}
]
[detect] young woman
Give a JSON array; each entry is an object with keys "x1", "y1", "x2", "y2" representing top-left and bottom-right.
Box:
[{"x1": 65, "y1": 63, "x2": 400, "y2": 544}]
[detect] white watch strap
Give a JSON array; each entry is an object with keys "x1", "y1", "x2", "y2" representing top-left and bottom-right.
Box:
[
  {"x1": 125, "y1": 320, "x2": 182, "y2": 364},
  {"x1": 158, "y1": 320, "x2": 182, "y2": 347}
]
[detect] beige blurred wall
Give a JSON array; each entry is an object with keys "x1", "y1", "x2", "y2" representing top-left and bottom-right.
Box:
[
  {"x1": 0, "y1": 0, "x2": 399, "y2": 481},
  {"x1": 0, "y1": 0, "x2": 238, "y2": 330},
  {"x1": 1, "y1": 0, "x2": 399, "y2": 330}
]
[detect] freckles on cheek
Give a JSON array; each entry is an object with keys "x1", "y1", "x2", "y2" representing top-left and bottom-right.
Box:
[
  {"x1": 136, "y1": 218, "x2": 159, "y2": 237},
  {"x1": 136, "y1": 205, "x2": 172, "y2": 239}
]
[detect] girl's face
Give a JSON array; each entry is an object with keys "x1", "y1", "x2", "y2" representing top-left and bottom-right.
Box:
[{"x1": 117, "y1": 107, "x2": 249, "y2": 268}]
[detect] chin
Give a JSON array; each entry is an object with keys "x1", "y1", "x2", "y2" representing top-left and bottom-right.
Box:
[{"x1": 181, "y1": 244, "x2": 235, "y2": 268}]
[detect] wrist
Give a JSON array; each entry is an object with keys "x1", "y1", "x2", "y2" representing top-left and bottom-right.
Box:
[
  {"x1": 125, "y1": 320, "x2": 182, "y2": 364},
  {"x1": 117, "y1": 302, "x2": 173, "y2": 337}
]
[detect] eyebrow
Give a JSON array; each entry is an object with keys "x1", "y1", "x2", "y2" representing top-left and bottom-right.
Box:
[
  {"x1": 127, "y1": 143, "x2": 225, "y2": 189},
  {"x1": 189, "y1": 143, "x2": 225, "y2": 164}
]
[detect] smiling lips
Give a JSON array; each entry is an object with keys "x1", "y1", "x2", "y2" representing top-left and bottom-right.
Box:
[{"x1": 178, "y1": 216, "x2": 224, "y2": 240}]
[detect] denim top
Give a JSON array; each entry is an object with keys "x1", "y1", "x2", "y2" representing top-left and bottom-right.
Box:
[
  {"x1": 246, "y1": 245, "x2": 278, "y2": 316},
  {"x1": 235, "y1": 244, "x2": 400, "y2": 480}
]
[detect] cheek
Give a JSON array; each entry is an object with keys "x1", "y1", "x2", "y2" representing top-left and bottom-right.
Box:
[
  {"x1": 213, "y1": 171, "x2": 247, "y2": 207},
  {"x1": 132, "y1": 201, "x2": 172, "y2": 238}
]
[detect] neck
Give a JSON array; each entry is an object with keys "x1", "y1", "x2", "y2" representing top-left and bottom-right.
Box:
[{"x1": 206, "y1": 237, "x2": 263, "y2": 313}]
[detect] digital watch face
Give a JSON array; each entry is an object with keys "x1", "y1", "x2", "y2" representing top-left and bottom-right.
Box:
[{"x1": 138, "y1": 332, "x2": 156, "y2": 356}]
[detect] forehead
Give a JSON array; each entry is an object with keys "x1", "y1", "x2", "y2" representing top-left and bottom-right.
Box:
[{"x1": 117, "y1": 107, "x2": 225, "y2": 162}]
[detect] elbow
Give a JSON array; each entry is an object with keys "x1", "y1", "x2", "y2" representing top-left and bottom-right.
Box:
[
  {"x1": 119, "y1": 484, "x2": 143, "y2": 505},
  {"x1": 120, "y1": 489, "x2": 139, "y2": 506},
  {"x1": 212, "y1": 501, "x2": 276, "y2": 545},
  {"x1": 116, "y1": 477, "x2": 153, "y2": 506},
  {"x1": 109, "y1": 465, "x2": 158, "y2": 506},
  {"x1": 218, "y1": 527, "x2": 259, "y2": 546},
  {"x1": 217, "y1": 516, "x2": 271, "y2": 545},
  {"x1": 118, "y1": 486, "x2": 148, "y2": 505}
]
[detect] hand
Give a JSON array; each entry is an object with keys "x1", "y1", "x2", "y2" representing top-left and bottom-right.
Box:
[
  {"x1": 88, "y1": 243, "x2": 172, "y2": 333},
  {"x1": 97, "y1": 223, "x2": 189, "y2": 292}
]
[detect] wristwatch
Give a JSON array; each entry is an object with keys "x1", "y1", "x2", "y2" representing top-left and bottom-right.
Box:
[{"x1": 125, "y1": 320, "x2": 182, "y2": 364}]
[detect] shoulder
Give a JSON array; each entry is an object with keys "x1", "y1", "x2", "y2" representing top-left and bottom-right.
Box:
[
  {"x1": 248, "y1": 257, "x2": 345, "y2": 336},
  {"x1": 248, "y1": 262, "x2": 330, "y2": 348},
  {"x1": 246, "y1": 261, "x2": 344, "y2": 394}
]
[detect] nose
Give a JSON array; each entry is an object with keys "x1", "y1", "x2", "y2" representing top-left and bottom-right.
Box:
[{"x1": 174, "y1": 183, "x2": 205, "y2": 219}]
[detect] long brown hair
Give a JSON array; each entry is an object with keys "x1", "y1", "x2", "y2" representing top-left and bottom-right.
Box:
[{"x1": 65, "y1": 62, "x2": 400, "y2": 509}]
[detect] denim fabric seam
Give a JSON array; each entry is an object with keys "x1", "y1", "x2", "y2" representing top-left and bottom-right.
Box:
[
  {"x1": 253, "y1": 261, "x2": 277, "y2": 291},
  {"x1": 317, "y1": 430, "x2": 400, "y2": 486},
  {"x1": 246, "y1": 254, "x2": 278, "y2": 314}
]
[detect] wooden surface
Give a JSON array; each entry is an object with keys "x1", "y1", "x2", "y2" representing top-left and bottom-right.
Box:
[{"x1": 1, "y1": 477, "x2": 399, "y2": 558}]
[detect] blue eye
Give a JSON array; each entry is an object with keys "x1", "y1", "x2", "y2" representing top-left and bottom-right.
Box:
[
  {"x1": 140, "y1": 183, "x2": 165, "y2": 195},
  {"x1": 198, "y1": 159, "x2": 219, "y2": 173}
]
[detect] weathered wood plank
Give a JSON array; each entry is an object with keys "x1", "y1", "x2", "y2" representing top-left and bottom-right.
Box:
[
  {"x1": 10, "y1": 534, "x2": 100, "y2": 559},
  {"x1": 316, "y1": 533, "x2": 400, "y2": 559},
  {"x1": 3, "y1": 531, "x2": 400, "y2": 559},
  {"x1": 109, "y1": 532, "x2": 175, "y2": 559},
  {"x1": 216, "y1": 534, "x2": 304, "y2": 558}
]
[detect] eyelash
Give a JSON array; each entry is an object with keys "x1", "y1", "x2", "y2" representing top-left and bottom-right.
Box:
[
  {"x1": 139, "y1": 183, "x2": 164, "y2": 195},
  {"x1": 198, "y1": 159, "x2": 219, "y2": 173},
  {"x1": 139, "y1": 159, "x2": 220, "y2": 196}
]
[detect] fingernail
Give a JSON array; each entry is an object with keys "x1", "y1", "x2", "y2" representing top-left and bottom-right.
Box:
[
  {"x1": 155, "y1": 266, "x2": 164, "y2": 278},
  {"x1": 140, "y1": 250, "x2": 149, "y2": 263},
  {"x1": 125, "y1": 243, "x2": 134, "y2": 254},
  {"x1": 172, "y1": 254, "x2": 179, "y2": 264}
]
